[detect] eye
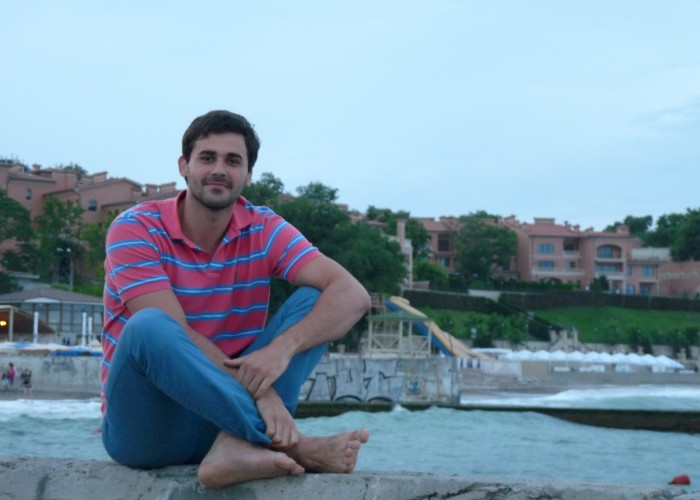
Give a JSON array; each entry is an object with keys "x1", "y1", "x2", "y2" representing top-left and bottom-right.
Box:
[
  {"x1": 227, "y1": 156, "x2": 242, "y2": 166},
  {"x1": 199, "y1": 153, "x2": 214, "y2": 163}
]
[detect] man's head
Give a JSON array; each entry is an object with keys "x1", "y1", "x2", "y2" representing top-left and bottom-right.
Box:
[{"x1": 182, "y1": 110, "x2": 261, "y2": 172}]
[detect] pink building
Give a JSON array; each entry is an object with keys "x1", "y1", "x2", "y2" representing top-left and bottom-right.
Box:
[
  {"x1": 416, "y1": 215, "x2": 700, "y2": 298},
  {"x1": 0, "y1": 160, "x2": 178, "y2": 224}
]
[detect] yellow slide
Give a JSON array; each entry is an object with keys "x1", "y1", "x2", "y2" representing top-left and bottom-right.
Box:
[{"x1": 388, "y1": 296, "x2": 489, "y2": 360}]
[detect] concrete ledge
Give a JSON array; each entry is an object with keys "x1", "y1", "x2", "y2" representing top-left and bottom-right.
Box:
[{"x1": 1, "y1": 457, "x2": 695, "y2": 500}]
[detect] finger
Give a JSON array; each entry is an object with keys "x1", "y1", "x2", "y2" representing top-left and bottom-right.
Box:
[{"x1": 222, "y1": 358, "x2": 240, "y2": 367}]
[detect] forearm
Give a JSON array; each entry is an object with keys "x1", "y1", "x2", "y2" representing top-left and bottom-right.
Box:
[{"x1": 270, "y1": 275, "x2": 370, "y2": 356}]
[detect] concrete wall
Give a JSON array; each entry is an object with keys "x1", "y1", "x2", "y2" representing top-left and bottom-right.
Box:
[
  {"x1": 0, "y1": 354, "x2": 461, "y2": 404},
  {"x1": 302, "y1": 355, "x2": 460, "y2": 405},
  {"x1": 0, "y1": 457, "x2": 692, "y2": 500},
  {"x1": 0, "y1": 354, "x2": 101, "y2": 394}
]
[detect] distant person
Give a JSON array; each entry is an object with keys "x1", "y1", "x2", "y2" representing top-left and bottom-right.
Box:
[
  {"x1": 20, "y1": 368, "x2": 32, "y2": 398},
  {"x1": 1, "y1": 362, "x2": 15, "y2": 389},
  {"x1": 101, "y1": 110, "x2": 370, "y2": 488}
]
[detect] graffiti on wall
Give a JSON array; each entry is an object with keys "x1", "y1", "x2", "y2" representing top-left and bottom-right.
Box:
[{"x1": 302, "y1": 358, "x2": 434, "y2": 403}]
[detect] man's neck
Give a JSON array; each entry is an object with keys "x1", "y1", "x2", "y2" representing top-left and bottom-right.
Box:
[{"x1": 178, "y1": 193, "x2": 235, "y2": 255}]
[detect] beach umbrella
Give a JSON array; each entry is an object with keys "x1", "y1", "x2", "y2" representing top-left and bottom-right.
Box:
[
  {"x1": 599, "y1": 352, "x2": 614, "y2": 363},
  {"x1": 567, "y1": 351, "x2": 585, "y2": 362},
  {"x1": 550, "y1": 350, "x2": 568, "y2": 361},
  {"x1": 532, "y1": 350, "x2": 551, "y2": 361},
  {"x1": 625, "y1": 353, "x2": 643, "y2": 365},
  {"x1": 640, "y1": 354, "x2": 657, "y2": 366},
  {"x1": 656, "y1": 355, "x2": 684, "y2": 369}
]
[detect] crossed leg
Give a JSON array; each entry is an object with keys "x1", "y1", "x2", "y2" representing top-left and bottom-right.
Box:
[{"x1": 198, "y1": 429, "x2": 370, "y2": 487}]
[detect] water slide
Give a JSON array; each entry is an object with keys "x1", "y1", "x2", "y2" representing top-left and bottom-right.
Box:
[{"x1": 386, "y1": 296, "x2": 489, "y2": 359}]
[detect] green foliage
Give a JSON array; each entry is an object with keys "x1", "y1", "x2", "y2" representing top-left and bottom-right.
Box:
[
  {"x1": 413, "y1": 260, "x2": 448, "y2": 288},
  {"x1": 0, "y1": 189, "x2": 33, "y2": 244},
  {"x1": 645, "y1": 213, "x2": 685, "y2": 247},
  {"x1": 34, "y1": 196, "x2": 84, "y2": 283},
  {"x1": 243, "y1": 172, "x2": 285, "y2": 206},
  {"x1": 273, "y1": 183, "x2": 407, "y2": 295},
  {"x1": 671, "y1": 208, "x2": 700, "y2": 261},
  {"x1": 454, "y1": 215, "x2": 516, "y2": 284},
  {"x1": 365, "y1": 206, "x2": 431, "y2": 260},
  {"x1": 296, "y1": 182, "x2": 338, "y2": 202},
  {"x1": 0, "y1": 271, "x2": 22, "y2": 293},
  {"x1": 605, "y1": 215, "x2": 653, "y2": 238},
  {"x1": 535, "y1": 306, "x2": 700, "y2": 345}
]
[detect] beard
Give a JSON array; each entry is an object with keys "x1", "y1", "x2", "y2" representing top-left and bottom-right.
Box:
[{"x1": 189, "y1": 178, "x2": 242, "y2": 210}]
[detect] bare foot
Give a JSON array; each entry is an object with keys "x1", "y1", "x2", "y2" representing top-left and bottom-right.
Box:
[
  {"x1": 198, "y1": 431, "x2": 304, "y2": 488},
  {"x1": 286, "y1": 429, "x2": 370, "y2": 473}
]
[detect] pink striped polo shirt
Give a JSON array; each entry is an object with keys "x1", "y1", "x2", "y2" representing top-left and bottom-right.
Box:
[{"x1": 101, "y1": 191, "x2": 321, "y2": 398}]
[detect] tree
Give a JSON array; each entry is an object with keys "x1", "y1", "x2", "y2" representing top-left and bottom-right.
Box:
[
  {"x1": 34, "y1": 196, "x2": 84, "y2": 284},
  {"x1": 645, "y1": 212, "x2": 685, "y2": 247},
  {"x1": 0, "y1": 189, "x2": 33, "y2": 245},
  {"x1": 605, "y1": 215, "x2": 653, "y2": 239},
  {"x1": 243, "y1": 172, "x2": 285, "y2": 206},
  {"x1": 413, "y1": 260, "x2": 448, "y2": 288},
  {"x1": 454, "y1": 215, "x2": 516, "y2": 284},
  {"x1": 275, "y1": 187, "x2": 406, "y2": 295},
  {"x1": 671, "y1": 208, "x2": 700, "y2": 261},
  {"x1": 364, "y1": 206, "x2": 431, "y2": 260},
  {"x1": 0, "y1": 188, "x2": 37, "y2": 275},
  {"x1": 296, "y1": 182, "x2": 338, "y2": 203}
]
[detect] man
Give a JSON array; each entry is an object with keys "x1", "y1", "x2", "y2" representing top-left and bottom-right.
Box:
[{"x1": 101, "y1": 110, "x2": 370, "y2": 487}]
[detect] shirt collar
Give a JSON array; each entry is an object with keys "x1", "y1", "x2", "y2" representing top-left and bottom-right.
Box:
[{"x1": 160, "y1": 191, "x2": 256, "y2": 245}]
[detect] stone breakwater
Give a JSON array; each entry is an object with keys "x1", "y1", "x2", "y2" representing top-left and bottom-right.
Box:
[{"x1": 1, "y1": 457, "x2": 696, "y2": 500}]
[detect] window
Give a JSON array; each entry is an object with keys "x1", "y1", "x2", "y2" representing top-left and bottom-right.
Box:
[
  {"x1": 640, "y1": 285, "x2": 651, "y2": 296},
  {"x1": 597, "y1": 246, "x2": 613, "y2": 258},
  {"x1": 538, "y1": 260, "x2": 555, "y2": 269},
  {"x1": 538, "y1": 243, "x2": 554, "y2": 254},
  {"x1": 563, "y1": 242, "x2": 577, "y2": 252},
  {"x1": 627, "y1": 265, "x2": 633, "y2": 277},
  {"x1": 596, "y1": 264, "x2": 618, "y2": 274},
  {"x1": 597, "y1": 245, "x2": 621, "y2": 259},
  {"x1": 88, "y1": 199, "x2": 97, "y2": 211},
  {"x1": 438, "y1": 256, "x2": 450, "y2": 268},
  {"x1": 625, "y1": 284, "x2": 636, "y2": 295},
  {"x1": 437, "y1": 235, "x2": 450, "y2": 252},
  {"x1": 567, "y1": 261, "x2": 576, "y2": 270},
  {"x1": 25, "y1": 188, "x2": 32, "y2": 200},
  {"x1": 643, "y1": 266, "x2": 654, "y2": 277}
]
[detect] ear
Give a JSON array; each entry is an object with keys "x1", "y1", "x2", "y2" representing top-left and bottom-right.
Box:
[{"x1": 178, "y1": 156, "x2": 188, "y2": 178}]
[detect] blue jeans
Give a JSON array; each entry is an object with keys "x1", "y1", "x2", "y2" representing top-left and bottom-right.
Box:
[{"x1": 101, "y1": 287, "x2": 326, "y2": 468}]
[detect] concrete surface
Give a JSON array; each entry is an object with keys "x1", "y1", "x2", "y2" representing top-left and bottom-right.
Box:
[{"x1": 1, "y1": 457, "x2": 697, "y2": 500}]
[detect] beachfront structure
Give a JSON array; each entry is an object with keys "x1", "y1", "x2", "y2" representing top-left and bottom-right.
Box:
[{"x1": 0, "y1": 288, "x2": 103, "y2": 344}]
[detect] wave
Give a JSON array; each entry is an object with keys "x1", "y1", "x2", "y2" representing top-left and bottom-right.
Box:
[
  {"x1": 460, "y1": 385, "x2": 700, "y2": 410},
  {"x1": 0, "y1": 398, "x2": 102, "y2": 422}
]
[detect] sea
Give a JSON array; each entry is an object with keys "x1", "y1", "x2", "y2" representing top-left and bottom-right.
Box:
[{"x1": 2, "y1": 385, "x2": 700, "y2": 487}]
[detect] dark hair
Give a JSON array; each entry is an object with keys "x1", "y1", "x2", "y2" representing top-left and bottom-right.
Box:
[{"x1": 181, "y1": 110, "x2": 261, "y2": 171}]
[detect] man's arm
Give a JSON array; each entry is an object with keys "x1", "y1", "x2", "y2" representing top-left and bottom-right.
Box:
[
  {"x1": 226, "y1": 255, "x2": 370, "y2": 399},
  {"x1": 125, "y1": 289, "x2": 301, "y2": 448}
]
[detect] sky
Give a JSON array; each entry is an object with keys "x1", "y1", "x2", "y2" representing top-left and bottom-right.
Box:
[{"x1": 3, "y1": 1, "x2": 700, "y2": 231}]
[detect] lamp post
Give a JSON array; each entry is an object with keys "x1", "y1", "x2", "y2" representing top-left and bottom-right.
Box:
[{"x1": 56, "y1": 247, "x2": 74, "y2": 291}]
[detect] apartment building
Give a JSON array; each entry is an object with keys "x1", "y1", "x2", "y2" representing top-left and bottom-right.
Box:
[
  {"x1": 0, "y1": 160, "x2": 178, "y2": 224},
  {"x1": 416, "y1": 215, "x2": 700, "y2": 298},
  {"x1": 413, "y1": 216, "x2": 461, "y2": 272}
]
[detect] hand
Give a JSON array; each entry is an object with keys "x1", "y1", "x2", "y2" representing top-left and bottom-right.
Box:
[
  {"x1": 224, "y1": 345, "x2": 292, "y2": 400},
  {"x1": 255, "y1": 388, "x2": 299, "y2": 449}
]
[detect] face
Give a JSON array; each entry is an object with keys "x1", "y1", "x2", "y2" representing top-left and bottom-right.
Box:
[{"x1": 178, "y1": 133, "x2": 252, "y2": 211}]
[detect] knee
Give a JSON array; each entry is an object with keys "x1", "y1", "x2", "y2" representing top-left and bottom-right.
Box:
[{"x1": 121, "y1": 308, "x2": 180, "y2": 348}]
